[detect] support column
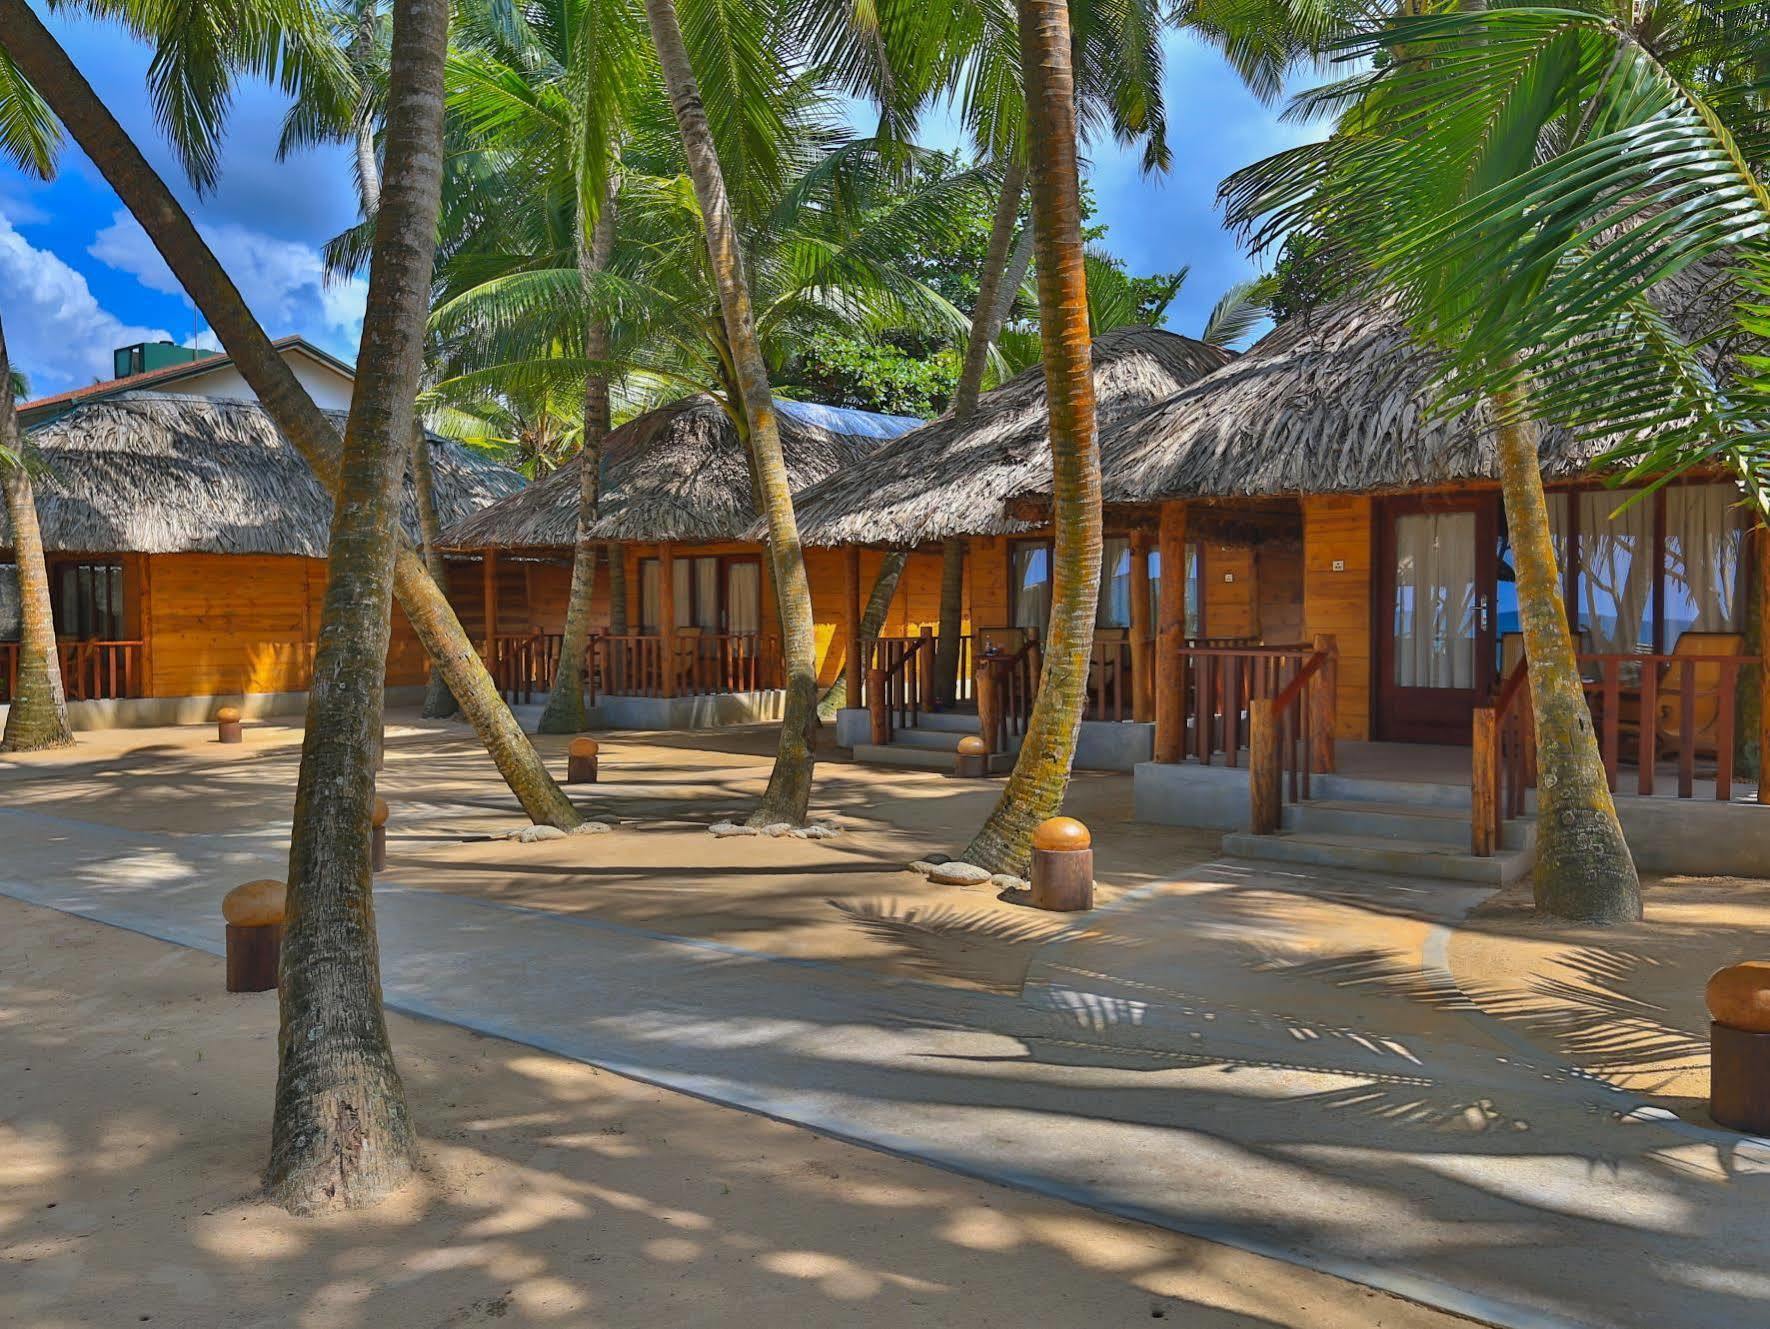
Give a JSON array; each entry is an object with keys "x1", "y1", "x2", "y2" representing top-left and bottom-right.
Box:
[
  {"x1": 1154, "y1": 501, "x2": 1188, "y2": 762},
  {"x1": 843, "y1": 544, "x2": 862, "y2": 711},
  {"x1": 481, "y1": 547, "x2": 498, "y2": 661},
  {"x1": 659, "y1": 543, "x2": 677, "y2": 698},
  {"x1": 1130, "y1": 529, "x2": 1153, "y2": 723}
]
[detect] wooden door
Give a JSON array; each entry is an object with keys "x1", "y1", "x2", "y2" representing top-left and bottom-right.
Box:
[{"x1": 1375, "y1": 494, "x2": 1498, "y2": 744}]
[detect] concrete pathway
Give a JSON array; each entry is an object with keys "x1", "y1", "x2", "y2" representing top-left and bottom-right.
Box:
[{"x1": 5, "y1": 804, "x2": 1768, "y2": 1329}]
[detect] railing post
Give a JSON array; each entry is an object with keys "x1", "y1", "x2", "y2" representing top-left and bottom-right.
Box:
[
  {"x1": 1471, "y1": 706, "x2": 1498, "y2": 857},
  {"x1": 917, "y1": 625, "x2": 934, "y2": 718},
  {"x1": 1311, "y1": 633, "x2": 1337, "y2": 774},
  {"x1": 843, "y1": 545, "x2": 862, "y2": 710},
  {"x1": 1249, "y1": 696, "x2": 1280, "y2": 834},
  {"x1": 976, "y1": 649, "x2": 1000, "y2": 753},
  {"x1": 1154, "y1": 501, "x2": 1188, "y2": 761},
  {"x1": 659, "y1": 544, "x2": 677, "y2": 699},
  {"x1": 1130, "y1": 530, "x2": 1154, "y2": 723},
  {"x1": 867, "y1": 666, "x2": 889, "y2": 745}
]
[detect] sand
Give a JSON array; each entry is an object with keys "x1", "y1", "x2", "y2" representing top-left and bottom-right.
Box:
[{"x1": 0, "y1": 896, "x2": 1462, "y2": 1329}]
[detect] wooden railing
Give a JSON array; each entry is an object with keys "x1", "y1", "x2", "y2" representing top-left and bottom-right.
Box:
[
  {"x1": 1085, "y1": 637, "x2": 1134, "y2": 722},
  {"x1": 590, "y1": 632, "x2": 783, "y2": 700},
  {"x1": 58, "y1": 639, "x2": 146, "y2": 702},
  {"x1": 1175, "y1": 641, "x2": 1324, "y2": 769},
  {"x1": 488, "y1": 631, "x2": 563, "y2": 704},
  {"x1": 866, "y1": 629, "x2": 936, "y2": 744},
  {"x1": 975, "y1": 634, "x2": 1042, "y2": 754},
  {"x1": 1472, "y1": 658, "x2": 1533, "y2": 856},
  {"x1": 1249, "y1": 641, "x2": 1339, "y2": 834}
]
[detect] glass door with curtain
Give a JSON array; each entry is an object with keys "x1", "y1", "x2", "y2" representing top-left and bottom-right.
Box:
[
  {"x1": 1376, "y1": 495, "x2": 1498, "y2": 743},
  {"x1": 724, "y1": 559, "x2": 761, "y2": 633}
]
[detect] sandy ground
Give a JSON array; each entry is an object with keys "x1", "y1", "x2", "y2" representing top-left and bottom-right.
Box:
[{"x1": 0, "y1": 896, "x2": 1466, "y2": 1329}]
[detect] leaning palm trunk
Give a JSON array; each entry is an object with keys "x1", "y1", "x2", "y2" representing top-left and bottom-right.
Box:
[
  {"x1": 267, "y1": 0, "x2": 451, "y2": 1213},
  {"x1": 1, "y1": 318, "x2": 73, "y2": 753},
  {"x1": 643, "y1": 0, "x2": 820, "y2": 825},
  {"x1": 817, "y1": 550, "x2": 909, "y2": 720},
  {"x1": 410, "y1": 421, "x2": 459, "y2": 717},
  {"x1": 937, "y1": 165, "x2": 1035, "y2": 702},
  {"x1": 0, "y1": 0, "x2": 579, "y2": 829},
  {"x1": 540, "y1": 191, "x2": 617, "y2": 734},
  {"x1": 962, "y1": 0, "x2": 1102, "y2": 874},
  {"x1": 1492, "y1": 376, "x2": 1640, "y2": 922}
]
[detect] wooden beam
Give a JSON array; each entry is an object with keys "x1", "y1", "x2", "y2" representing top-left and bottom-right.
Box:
[
  {"x1": 482, "y1": 547, "x2": 498, "y2": 660},
  {"x1": 1154, "y1": 501, "x2": 1188, "y2": 762},
  {"x1": 842, "y1": 544, "x2": 862, "y2": 709},
  {"x1": 1130, "y1": 530, "x2": 1153, "y2": 723},
  {"x1": 659, "y1": 542, "x2": 677, "y2": 698}
]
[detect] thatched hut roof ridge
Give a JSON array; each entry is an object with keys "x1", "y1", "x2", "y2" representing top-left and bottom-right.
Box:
[
  {"x1": 2, "y1": 392, "x2": 525, "y2": 556},
  {"x1": 785, "y1": 326, "x2": 1233, "y2": 548},
  {"x1": 441, "y1": 392, "x2": 919, "y2": 550}
]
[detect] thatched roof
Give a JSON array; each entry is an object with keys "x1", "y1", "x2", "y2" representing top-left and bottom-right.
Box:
[
  {"x1": 2, "y1": 392, "x2": 525, "y2": 556},
  {"x1": 786, "y1": 326, "x2": 1233, "y2": 547},
  {"x1": 442, "y1": 393, "x2": 917, "y2": 549},
  {"x1": 1098, "y1": 265, "x2": 1755, "y2": 503}
]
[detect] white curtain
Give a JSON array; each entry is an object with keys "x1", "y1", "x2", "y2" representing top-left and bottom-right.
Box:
[
  {"x1": 1098, "y1": 537, "x2": 1131, "y2": 627},
  {"x1": 1392, "y1": 511, "x2": 1476, "y2": 688},
  {"x1": 694, "y1": 557, "x2": 720, "y2": 629},
  {"x1": 726, "y1": 562, "x2": 761, "y2": 633},
  {"x1": 1578, "y1": 488, "x2": 1653, "y2": 653},
  {"x1": 1664, "y1": 484, "x2": 1744, "y2": 639},
  {"x1": 1011, "y1": 543, "x2": 1051, "y2": 637},
  {"x1": 672, "y1": 558, "x2": 692, "y2": 628},
  {"x1": 640, "y1": 560, "x2": 660, "y2": 634}
]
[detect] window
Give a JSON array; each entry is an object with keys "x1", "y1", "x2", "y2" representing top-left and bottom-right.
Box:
[
  {"x1": 1009, "y1": 541, "x2": 1051, "y2": 637},
  {"x1": 1577, "y1": 488, "x2": 1655, "y2": 654},
  {"x1": 1147, "y1": 543, "x2": 1204, "y2": 637},
  {"x1": 1664, "y1": 485, "x2": 1746, "y2": 640},
  {"x1": 1098, "y1": 537, "x2": 1131, "y2": 628},
  {"x1": 638, "y1": 554, "x2": 761, "y2": 634},
  {"x1": 54, "y1": 561, "x2": 124, "y2": 639}
]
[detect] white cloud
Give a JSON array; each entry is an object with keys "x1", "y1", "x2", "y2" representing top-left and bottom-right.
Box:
[
  {"x1": 0, "y1": 211, "x2": 172, "y2": 395},
  {"x1": 88, "y1": 210, "x2": 367, "y2": 360}
]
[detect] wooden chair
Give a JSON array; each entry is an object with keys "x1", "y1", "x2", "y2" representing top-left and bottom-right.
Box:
[{"x1": 1653, "y1": 630, "x2": 1746, "y2": 759}]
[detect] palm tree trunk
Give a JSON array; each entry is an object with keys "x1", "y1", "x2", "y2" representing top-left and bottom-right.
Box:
[
  {"x1": 962, "y1": 0, "x2": 1102, "y2": 875},
  {"x1": 540, "y1": 187, "x2": 617, "y2": 734},
  {"x1": 410, "y1": 420, "x2": 459, "y2": 717},
  {"x1": 267, "y1": 0, "x2": 452, "y2": 1213},
  {"x1": 817, "y1": 550, "x2": 908, "y2": 719},
  {"x1": 1492, "y1": 377, "x2": 1640, "y2": 922},
  {"x1": 932, "y1": 537, "x2": 967, "y2": 706},
  {"x1": 643, "y1": 0, "x2": 820, "y2": 825},
  {"x1": 1, "y1": 318, "x2": 72, "y2": 753},
  {"x1": 0, "y1": 0, "x2": 579, "y2": 829}
]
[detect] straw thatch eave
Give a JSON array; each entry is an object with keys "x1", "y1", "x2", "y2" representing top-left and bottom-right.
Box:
[
  {"x1": 441, "y1": 393, "x2": 895, "y2": 549},
  {"x1": 784, "y1": 326, "x2": 1234, "y2": 548},
  {"x1": 0, "y1": 392, "x2": 524, "y2": 557}
]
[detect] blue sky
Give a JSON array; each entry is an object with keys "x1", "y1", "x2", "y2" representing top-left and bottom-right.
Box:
[{"x1": 1, "y1": 8, "x2": 1318, "y2": 398}]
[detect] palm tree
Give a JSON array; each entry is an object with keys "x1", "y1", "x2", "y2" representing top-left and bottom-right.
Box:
[
  {"x1": 265, "y1": 0, "x2": 453, "y2": 1212},
  {"x1": 0, "y1": 47, "x2": 72, "y2": 753},
  {"x1": 961, "y1": 0, "x2": 1101, "y2": 874},
  {"x1": 0, "y1": 0, "x2": 583, "y2": 829},
  {"x1": 1217, "y1": 5, "x2": 1770, "y2": 919}
]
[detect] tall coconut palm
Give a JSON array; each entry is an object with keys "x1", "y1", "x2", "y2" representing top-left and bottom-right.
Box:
[
  {"x1": 1220, "y1": 4, "x2": 1770, "y2": 919},
  {"x1": 0, "y1": 48, "x2": 72, "y2": 753},
  {"x1": 0, "y1": 0, "x2": 582, "y2": 829},
  {"x1": 265, "y1": 0, "x2": 451, "y2": 1211},
  {"x1": 960, "y1": 0, "x2": 1101, "y2": 873}
]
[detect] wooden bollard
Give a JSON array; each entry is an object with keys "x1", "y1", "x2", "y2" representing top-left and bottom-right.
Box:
[
  {"x1": 953, "y1": 734, "x2": 989, "y2": 778},
  {"x1": 222, "y1": 878, "x2": 285, "y2": 992},
  {"x1": 1029, "y1": 816, "x2": 1094, "y2": 912},
  {"x1": 216, "y1": 705, "x2": 243, "y2": 744},
  {"x1": 567, "y1": 735, "x2": 599, "y2": 783},
  {"x1": 372, "y1": 796, "x2": 390, "y2": 873},
  {"x1": 1708, "y1": 962, "x2": 1770, "y2": 1133}
]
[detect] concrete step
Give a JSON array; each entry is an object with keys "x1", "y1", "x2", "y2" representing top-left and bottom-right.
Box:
[
  {"x1": 904, "y1": 711, "x2": 984, "y2": 734},
  {"x1": 885, "y1": 727, "x2": 974, "y2": 752},
  {"x1": 1221, "y1": 829, "x2": 1534, "y2": 886},
  {"x1": 851, "y1": 743, "x2": 1016, "y2": 774},
  {"x1": 1285, "y1": 799, "x2": 1534, "y2": 853}
]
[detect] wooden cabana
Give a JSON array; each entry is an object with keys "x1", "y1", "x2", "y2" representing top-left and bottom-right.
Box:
[{"x1": 0, "y1": 391, "x2": 523, "y2": 725}]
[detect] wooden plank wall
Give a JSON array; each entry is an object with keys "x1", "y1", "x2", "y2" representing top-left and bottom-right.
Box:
[
  {"x1": 1200, "y1": 542, "x2": 1258, "y2": 638},
  {"x1": 1301, "y1": 496, "x2": 1374, "y2": 739},
  {"x1": 1257, "y1": 543, "x2": 1305, "y2": 644}
]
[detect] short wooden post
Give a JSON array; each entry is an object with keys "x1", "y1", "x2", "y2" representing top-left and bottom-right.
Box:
[
  {"x1": 1471, "y1": 707, "x2": 1497, "y2": 857},
  {"x1": 868, "y1": 666, "x2": 889, "y2": 745},
  {"x1": 222, "y1": 879, "x2": 285, "y2": 993},
  {"x1": 567, "y1": 735, "x2": 599, "y2": 783},
  {"x1": 843, "y1": 545, "x2": 863, "y2": 711},
  {"x1": 1708, "y1": 963, "x2": 1770, "y2": 1133},
  {"x1": 1310, "y1": 633, "x2": 1337, "y2": 774},
  {"x1": 954, "y1": 734, "x2": 989, "y2": 778},
  {"x1": 1029, "y1": 817, "x2": 1094, "y2": 912},
  {"x1": 371, "y1": 796, "x2": 389, "y2": 873},
  {"x1": 1154, "y1": 501, "x2": 1188, "y2": 762},
  {"x1": 659, "y1": 543, "x2": 677, "y2": 699},
  {"x1": 216, "y1": 705, "x2": 243, "y2": 744},
  {"x1": 1130, "y1": 530, "x2": 1154, "y2": 723},
  {"x1": 975, "y1": 651, "x2": 1000, "y2": 753},
  {"x1": 1249, "y1": 696, "x2": 1280, "y2": 835}
]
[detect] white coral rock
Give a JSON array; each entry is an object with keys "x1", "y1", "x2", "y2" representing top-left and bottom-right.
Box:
[
  {"x1": 570, "y1": 821, "x2": 613, "y2": 835},
  {"x1": 507, "y1": 824, "x2": 567, "y2": 843},
  {"x1": 928, "y1": 861, "x2": 993, "y2": 886}
]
